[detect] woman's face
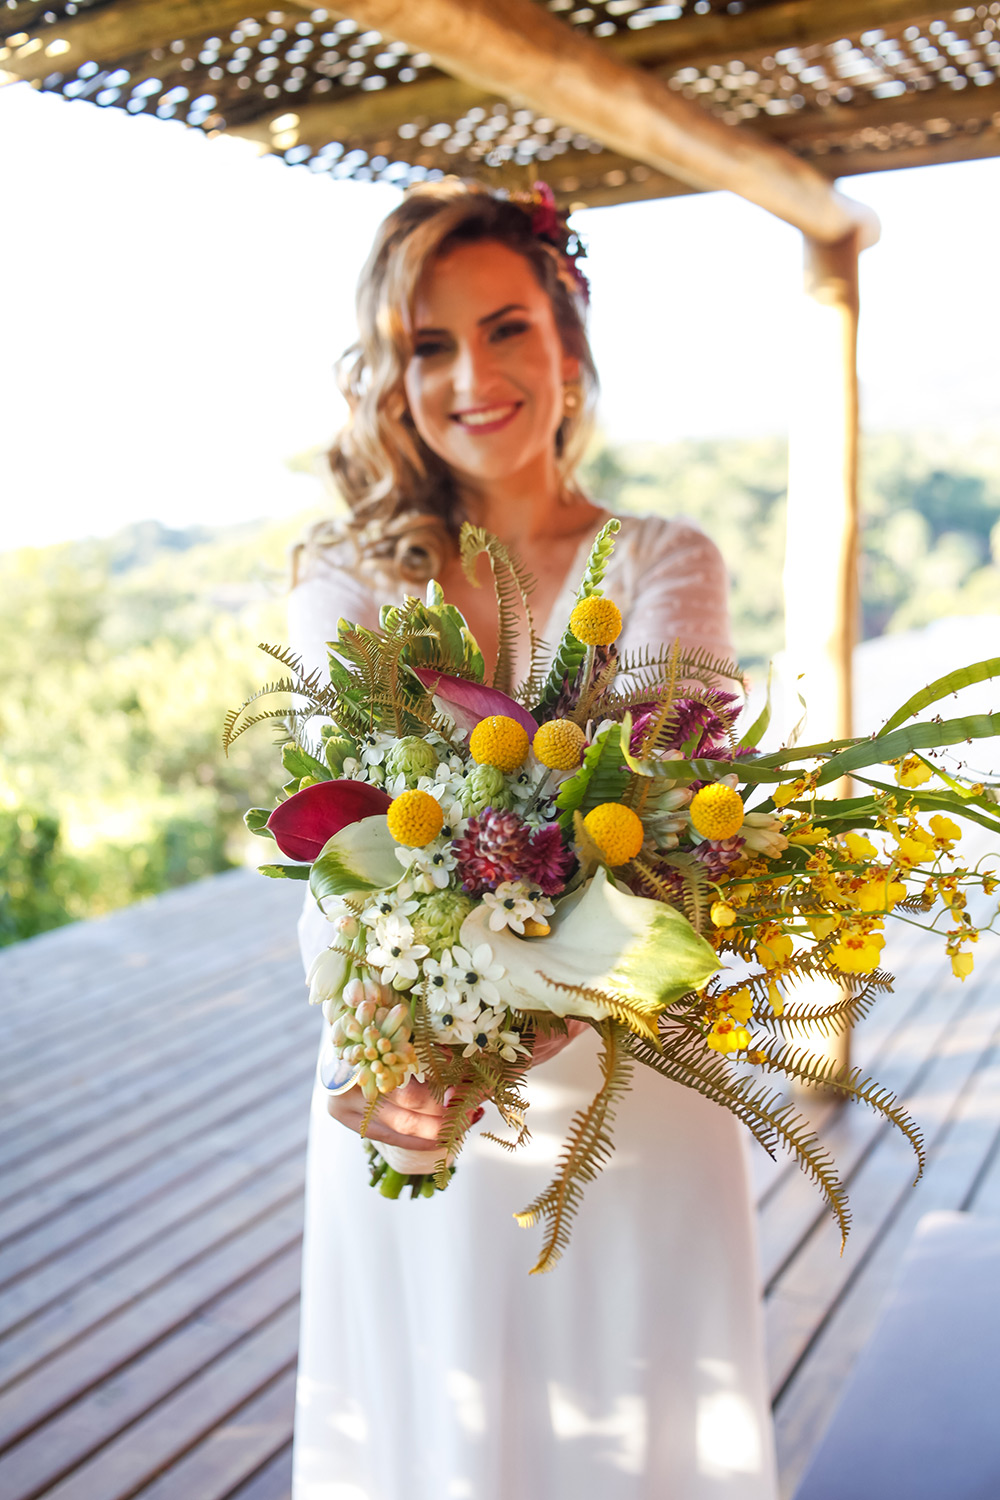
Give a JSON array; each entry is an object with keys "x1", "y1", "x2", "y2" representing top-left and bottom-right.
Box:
[{"x1": 403, "y1": 239, "x2": 579, "y2": 491}]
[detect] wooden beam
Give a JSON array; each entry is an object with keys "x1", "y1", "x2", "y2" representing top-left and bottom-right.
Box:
[
  {"x1": 813, "y1": 128, "x2": 1000, "y2": 177},
  {"x1": 1, "y1": 0, "x2": 310, "y2": 81},
  {"x1": 784, "y1": 230, "x2": 861, "y2": 1084},
  {"x1": 330, "y1": 0, "x2": 878, "y2": 244}
]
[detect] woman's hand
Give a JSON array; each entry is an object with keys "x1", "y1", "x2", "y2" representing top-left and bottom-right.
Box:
[
  {"x1": 527, "y1": 1017, "x2": 589, "y2": 1068},
  {"x1": 327, "y1": 1078, "x2": 486, "y2": 1150},
  {"x1": 327, "y1": 1077, "x2": 446, "y2": 1150}
]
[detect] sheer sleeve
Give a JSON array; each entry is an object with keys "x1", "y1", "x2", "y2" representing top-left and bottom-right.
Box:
[
  {"x1": 614, "y1": 516, "x2": 735, "y2": 666},
  {"x1": 287, "y1": 541, "x2": 382, "y2": 683}
]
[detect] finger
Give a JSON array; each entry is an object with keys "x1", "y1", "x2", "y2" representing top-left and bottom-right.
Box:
[{"x1": 326, "y1": 1092, "x2": 445, "y2": 1149}]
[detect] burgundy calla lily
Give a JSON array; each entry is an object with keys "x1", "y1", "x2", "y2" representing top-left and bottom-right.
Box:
[
  {"x1": 267, "y1": 779, "x2": 392, "y2": 863},
  {"x1": 412, "y1": 669, "x2": 538, "y2": 739}
]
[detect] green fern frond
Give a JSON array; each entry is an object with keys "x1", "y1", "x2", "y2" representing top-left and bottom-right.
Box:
[
  {"x1": 515, "y1": 1019, "x2": 633, "y2": 1273},
  {"x1": 534, "y1": 517, "x2": 621, "y2": 716},
  {"x1": 459, "y1": 524, "x2": 542, "y2": 698}
]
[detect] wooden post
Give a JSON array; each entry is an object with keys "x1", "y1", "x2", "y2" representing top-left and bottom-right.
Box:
[{"x1": 784, "y1": 228, "x2": 862, "y2": 1085}]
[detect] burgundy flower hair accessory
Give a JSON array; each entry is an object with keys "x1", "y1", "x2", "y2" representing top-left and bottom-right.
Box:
[{"x1": 512, "y1": 180, "x2": 590, "y2": 304}]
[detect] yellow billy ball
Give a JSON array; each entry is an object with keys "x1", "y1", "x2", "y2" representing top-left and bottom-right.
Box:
[
  {"x1": 469, "y1": 715, "x2": 529, "y2": 773},
  {"x1": 386, "y1": 789, "x2": 444, "y2": 848},
  {"x1": 533, "y1": 718, "x2": 586, "y2": 771},
  {"x1": 569, "y1": 596, "x2": 623, "y2": 647},
  {"x1": 690, "y1": 783, "x2": 744, "y2": 841},
  {"x1": 583, "y1": 803, "x2": 644, "y2": 865}
]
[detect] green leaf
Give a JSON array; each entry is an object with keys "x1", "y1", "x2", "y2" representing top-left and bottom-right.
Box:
[
  {"x1": 281, "y1": 743, "x2": 331, "y2": 783},
  {"x1": 309, "y1": 814, "x2": 401, "y2": 909},
  {"x1": 556, "y1": 722, "x2": 629, "y2": 831},
  {"x1": 739, "y1": 662, "x2": 773, "y2": 750},
  {"x1": 877, "y1": 657, "x2": 1000, "y2": 736},
  {"x1": 534, "y1": 517, "x2": 621, "y2": 717},
  {"x1": 258, "y1": 862, "x2": 310, "y2": 880},
  {"x1": 815, "y1": 711, "x2": 1000, "y2": 787},
  {"x1": 244, "y1": 808, "x2": 276, "y2": 841},
  {"x1": 460, "y1": 865, "x2": 719, "y2": 1021}
]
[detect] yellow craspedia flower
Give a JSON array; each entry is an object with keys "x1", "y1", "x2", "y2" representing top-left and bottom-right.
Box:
[
  {"x1": 386, "y1": 789, "x2": 444, "y2": 848},
  {"x1": 583, "y1": 803, "x2": 644, "y2": 865},
  {"x1": 469, "y1": 714, "x2": 529, "y2": 773},
  {"x1": 533, "y1": 718, "x2": 586, "y2": 771},
  {"x1": 569, "y1": 596, "x2": 623, "y2": 647},
  {"x1": 690, "y1": 783, "x2": 744, "y2": 840}
]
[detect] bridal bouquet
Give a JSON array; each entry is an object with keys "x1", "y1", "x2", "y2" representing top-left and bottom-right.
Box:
[{"x1": 227, "y1": 519, "x2": 1000, "y2": 1272}]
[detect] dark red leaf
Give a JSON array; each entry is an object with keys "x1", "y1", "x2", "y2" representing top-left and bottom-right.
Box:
[{"x1": 266, "y1": 779, "x2": 392, "y2": 863}]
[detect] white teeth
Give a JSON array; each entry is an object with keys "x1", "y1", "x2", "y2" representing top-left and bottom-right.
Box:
[{"x1": 456, "y1": 405, "x2": 516, "y2": 427}]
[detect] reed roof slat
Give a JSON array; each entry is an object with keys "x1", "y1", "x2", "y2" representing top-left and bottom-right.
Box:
[{"x1": 1, "y1": 1, "x2": 995, "y2": 206}]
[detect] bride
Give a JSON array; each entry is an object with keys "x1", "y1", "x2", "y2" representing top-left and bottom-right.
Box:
[{"x1": 288, "y1": 179, "x2": 778, "y2": 1499}]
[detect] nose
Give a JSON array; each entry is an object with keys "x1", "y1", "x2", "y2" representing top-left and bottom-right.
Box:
[{"x1": 450, "y1": 338, "x2": 497, "y2": 403}]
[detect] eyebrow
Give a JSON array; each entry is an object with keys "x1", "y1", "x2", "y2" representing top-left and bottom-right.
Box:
[{"x1": 414, "y1": 303, "x2": 530, "y2": 336}]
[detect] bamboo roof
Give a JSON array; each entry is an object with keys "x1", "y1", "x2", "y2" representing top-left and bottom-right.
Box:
[{"x1": 3, "y1": 2, "x2": 998, "y2": 208}]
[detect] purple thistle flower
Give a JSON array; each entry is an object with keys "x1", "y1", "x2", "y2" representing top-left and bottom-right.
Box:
[
  {"x1": 693, "y1": 837, "x2": 745, "y2": 880},
  {"x1": 524, "y1": 824, "x2": 574, "y2": 896}
]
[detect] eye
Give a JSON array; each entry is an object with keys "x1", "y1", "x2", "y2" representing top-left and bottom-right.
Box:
[
  {"x1": 491, "y1": 319, "x2": 530, "y2": 342},
  {"x1": 412, "y1": 338, "x2": 447, "y2": 358}
]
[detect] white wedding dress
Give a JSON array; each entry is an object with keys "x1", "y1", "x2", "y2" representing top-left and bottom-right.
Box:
[{"x1": 288, "y1": 513, "x2": 778, "y2": 1500}]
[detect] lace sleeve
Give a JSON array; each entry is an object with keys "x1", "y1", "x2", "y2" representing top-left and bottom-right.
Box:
[
  {"x1": 287, "y1": 544, "x2": 382, "y2": 682},
  {"x1": 616, "y1": 517, "x2": 735, "y2": 668}
]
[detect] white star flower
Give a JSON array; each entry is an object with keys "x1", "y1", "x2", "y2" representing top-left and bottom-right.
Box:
[
  {"x1": 395, "y1": 840, "x2": 458, "y2": 892},
  {"x1": 366, "y1": 914, "x2": 429, "y2": 986},
  {"x1": 361, "y1": 887, "x2": 418, "y2": 929},
  {"x1": 446, "y1": 943, "x2": 505, "y2": 1007},
  {"x1": 483, "y1": 880, "x2": 537, "y2": 933},
  {"x1": 359, "y1": 731, "x2": 394, "y2": 768},
  {"x1": 429, "y1": 1007, "x2": 477, "y2": 1045}
]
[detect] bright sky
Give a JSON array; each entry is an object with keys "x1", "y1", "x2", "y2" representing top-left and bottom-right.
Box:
[{"x1": 2, "y1": 81, "x2": 998, "y2": 551}]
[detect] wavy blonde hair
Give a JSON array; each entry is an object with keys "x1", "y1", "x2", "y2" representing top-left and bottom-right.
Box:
[{"x1": 295, "y1": 179, "x2": 598, "y2": 592}]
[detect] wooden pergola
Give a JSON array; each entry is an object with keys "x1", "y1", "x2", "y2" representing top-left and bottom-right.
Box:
[{"x1": 5, "y1": 0, "x2": 999, "y2": 1064}]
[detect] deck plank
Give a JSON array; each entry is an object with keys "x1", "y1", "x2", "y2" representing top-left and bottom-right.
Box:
[{"x1": 1, "y1": 869, "x2": 998, "y2": 1499}]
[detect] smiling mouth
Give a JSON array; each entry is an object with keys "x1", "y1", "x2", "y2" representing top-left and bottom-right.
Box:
[{"x1": 450, "y1": 403, "x2": 522, "y2": 431}]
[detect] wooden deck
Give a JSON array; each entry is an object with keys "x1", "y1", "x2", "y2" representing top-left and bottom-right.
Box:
[{"x1": 1, "y1": 868, "x2": 998, "y2": 1499}]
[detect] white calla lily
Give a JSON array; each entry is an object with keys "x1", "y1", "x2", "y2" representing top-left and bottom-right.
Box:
[{"x1": 458, "y1": 865, "x2": 719, "y2": 1022}]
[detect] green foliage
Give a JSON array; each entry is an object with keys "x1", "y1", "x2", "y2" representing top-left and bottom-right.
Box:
[
  {"x1": 581, "y1": 430, "x2": 1000, "y2": 668},
  {"x1": 0, "y1": 517, "x2": 302, "y2": 945},
  {"x1": 534, "y1": 516, "x2": 621, "y2": 716},
  {"x1": 555, "y1": 722, "x2": 629, "y2": 831}
]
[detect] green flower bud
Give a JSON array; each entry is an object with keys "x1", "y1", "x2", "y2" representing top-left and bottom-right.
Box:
[
  {"x1": 411, "y1": 890, "x2": 475, "y2": 958},
  {"x1": 385, "y1": 736, "x2": 440, "y2": 786},
  {"x1": 461, "y1": 763, "x2": 514, "y2": 815}
]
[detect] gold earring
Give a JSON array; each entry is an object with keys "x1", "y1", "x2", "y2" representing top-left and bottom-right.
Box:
[{"x1": 562, "y1": 382, "x2": 582, "y2": 416}]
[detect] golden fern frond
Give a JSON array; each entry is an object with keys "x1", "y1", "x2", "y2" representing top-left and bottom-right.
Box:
[
  {"x1": 638, "y1": 641, "x2": 682, "y2": 758},
  {"x1": 460, "y1": 524, "x2": 541, "y2": 698},
  {"x1": 628, "y1": 1024, "x2": 852, "y2": 1247},
  {"x1": 433, "y1": 1061, "x2": 496, "y2": 1186},
  {"x1": 574, "y1": 649, "x2": 621, "y2": 726},
  {"x1": 772, "y1": 978, "x2": 884, "y2": 1038},
  {"x1": 515, "y1": 1020, "x2": 634, "y2": 1274},
  {"x1": 223, "y1": 703, "x2": 295, "y2": 752},
  {"x1": 410, "y1": 990, "x2": 446, "y2": 1086},
  {"x1": 359, "y1": 1094, "x2": 382, "y2": 1138},
  {"x1": 533, "y1": 977, "x2": 662, "y2": 1043},
  {"x1": 754, "y1": 1041, "x2": 925, "y2": 1181}
]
